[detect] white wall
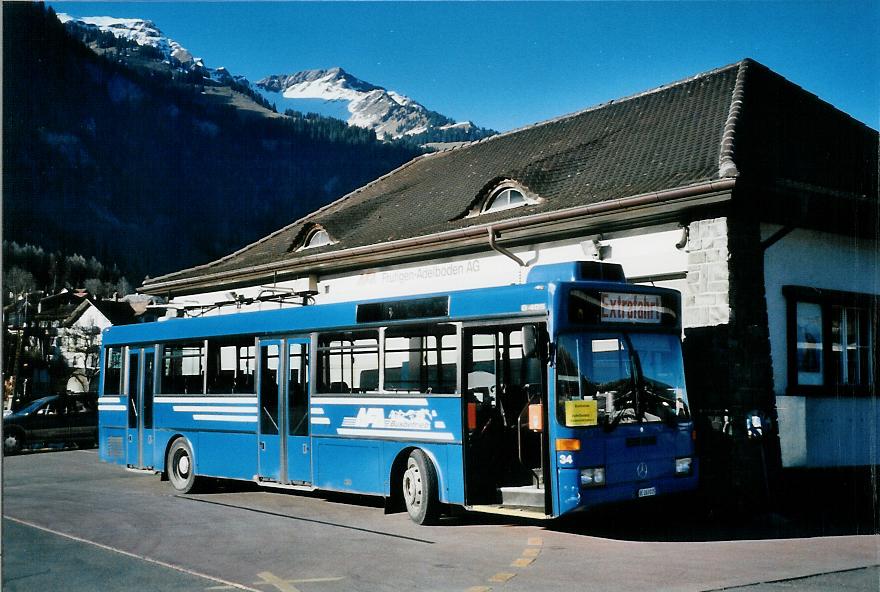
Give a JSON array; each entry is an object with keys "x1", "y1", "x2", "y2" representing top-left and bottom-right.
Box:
[
  {"x1": 60, "y1": 305, "x2": 111, "y2": 371},
  {"x1": 763, "y1": 224, "x2": 880, "y2": 467},
  {"x1": 174, "y1": 225, "x2": 688, "y2": 314}
]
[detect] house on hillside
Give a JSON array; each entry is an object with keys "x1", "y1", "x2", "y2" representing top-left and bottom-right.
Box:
[
  {"x1": 141, "y1": 59, "x2": 878, "y2": 506},
  {"x1": 3, "y1": 290, "x2": 163, "y2": 410},
  {"x1": 59, "y1": 298, "x2": 144, "y2": 393}
]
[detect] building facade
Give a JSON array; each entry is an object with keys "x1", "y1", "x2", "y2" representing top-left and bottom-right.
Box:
[{"x1": 142, "y1": 59, "x2": 878, "y2": 505}]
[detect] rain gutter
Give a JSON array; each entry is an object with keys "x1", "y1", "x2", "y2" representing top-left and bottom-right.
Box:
[
  {"x1": 142, "y1": 178, "x2": 735, "y2": 295},
  {"x1": 488, "y1": 226, "x2": 527, "y2": 267}
]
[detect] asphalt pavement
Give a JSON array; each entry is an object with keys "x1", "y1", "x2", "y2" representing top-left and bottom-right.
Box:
[{"x1": 2, "y1": 449, "x2": 878, "y2": 592}]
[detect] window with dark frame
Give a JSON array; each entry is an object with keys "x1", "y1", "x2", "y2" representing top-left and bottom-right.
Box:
[
  {"x1": 288, "y1": 342, "x2": 309, "y2": 436},
  {"x1": 207, "y1": 337, "x2": 256, "y2": 394},
  {"x1": 159, "y1": 342, "x2": 206, "y2": 395},
  {"x1": 465, "y1": 326, "x2": 543, "y2": 404},
  {"x1": 317, "y1": 331, "x2": 379, "y2": 393},
  {"x1": 260, "y1": 344, "x2": 280, "y2": 435},
  {"x1": 103, "y1": 347, "x2": 123, "y2": 395},
  {"x1": 785, "y1": 286, "x2": 877, "y2": 395},
  {"x1": 384, "y1": 324, "x2": 459, "y2": 394},
  {"x1": 128, "y1": 351, "x2": 138, "y2": 428}
]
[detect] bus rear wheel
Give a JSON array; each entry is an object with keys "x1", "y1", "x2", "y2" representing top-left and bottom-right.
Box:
[
  {"x1": 167, "y1": 439, "x2": 199, "y2": 493},
  {"x1": 402, "y1": 449, "x2": 439, "y2": 525}
]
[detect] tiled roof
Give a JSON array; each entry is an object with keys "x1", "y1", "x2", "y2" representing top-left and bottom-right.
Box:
[
  {"x1": 144, "y1": 59, "x2": 878, "y2": 292},
  {"x1": 63, "y1": 299, "x2": 139, "y2": 327}
]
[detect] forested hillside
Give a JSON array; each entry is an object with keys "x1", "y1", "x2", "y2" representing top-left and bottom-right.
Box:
[
  {"x1": 3, "y1": 241, "x2": 131, "y2": 300},
  {"x1": 3, "y1": 3, "x2": 422, "y2": 285}
]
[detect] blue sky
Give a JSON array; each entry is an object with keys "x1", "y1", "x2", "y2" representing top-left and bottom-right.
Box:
[{"x1": 51, "y1": 1, "x2": 878, "y2": 131}]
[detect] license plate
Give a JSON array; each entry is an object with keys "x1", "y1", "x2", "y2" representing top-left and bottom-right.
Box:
[{"x1": 638, "y1": 487, "x2": 656, "y2": 498}]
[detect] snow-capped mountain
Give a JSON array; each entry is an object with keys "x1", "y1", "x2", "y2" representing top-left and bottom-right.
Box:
[
  {"x1": 258, "y1": 68, "x2": 493, "y2": 141},
  {"x1": 58, "y1": 14, "x2": 262, "y2": 101},
  {"x1": 57, "y1": 14, "x2": 202, "y2": 67},
  {"x1": 58, "y1": 14, "x2": 494, "y2": 144}
]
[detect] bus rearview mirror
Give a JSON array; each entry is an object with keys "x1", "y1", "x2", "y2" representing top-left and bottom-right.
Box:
[{"x1": 522, "y1": 324, "x2": 541, "y2": 359}]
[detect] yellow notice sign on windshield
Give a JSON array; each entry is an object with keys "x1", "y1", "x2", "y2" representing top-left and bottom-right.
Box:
[{"x1": 565, "y1": 399, "x2": 598, "y2": 427}]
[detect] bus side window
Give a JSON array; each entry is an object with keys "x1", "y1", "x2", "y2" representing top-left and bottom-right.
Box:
[
  {"x1": 465, "y1": 327, "x2": 543, "y2": 425},
  {"x1": 104, "y1": 347, "x2": 123, "y2": 395},
  {"x1": 289, "y1": 343, "x2": 309, "y2": 436},
  {"x1": 260, "y1": 344, "x2": 280, "y2": 435},
  {"x1": 384, "y1": 324, "x2": 458, "y2": 394},
  {"x1": 207, "y1": 338, "x2": 256, "y2": 394},
  {"x1": 317, "y1": 331, "x2": 379, "y2": 393},
  {"x1": 160, "y1": 342, "x2": 206, "y2": 395}
]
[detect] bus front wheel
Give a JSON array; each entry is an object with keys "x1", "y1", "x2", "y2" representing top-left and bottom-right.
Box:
[
  {"x1": 402, "y1": 449, "x2": 439, "y2": 525},
  {"x1": 167, "y1": 439, "x2": 199, "y2": 493}
]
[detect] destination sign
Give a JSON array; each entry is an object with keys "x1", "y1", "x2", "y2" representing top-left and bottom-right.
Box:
[{"x1": 600, "y1": 292, "x2": 662, "y2": 324}]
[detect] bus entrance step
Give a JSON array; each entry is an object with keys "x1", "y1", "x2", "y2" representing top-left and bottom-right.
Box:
[{"x1": 498, "y1": 485, "x2": 544, "y2": 508}]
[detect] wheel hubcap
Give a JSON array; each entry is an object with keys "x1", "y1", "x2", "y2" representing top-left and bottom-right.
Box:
[
  {"x1": 403, "y1": 462, "x2": 422, "y2": 509},
  {"x1": 178, "y1": 454, "x2": 190, "y2": 476}
]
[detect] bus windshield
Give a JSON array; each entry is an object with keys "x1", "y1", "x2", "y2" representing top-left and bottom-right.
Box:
[{"x1": 555, "y1": 332, "x2": 690, "y2": 428}]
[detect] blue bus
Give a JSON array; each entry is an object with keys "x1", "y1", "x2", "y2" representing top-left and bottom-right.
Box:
[{"x1": 98, "y1": 261, "x2": 697, "y2": 523}]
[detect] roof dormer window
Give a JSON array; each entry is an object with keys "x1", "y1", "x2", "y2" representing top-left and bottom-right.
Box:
[
  {"x1": 484, "y1": 188, "x2": 526, "y2": 212},
  {"x1": 481, "y1": 183, "x2": 539, "y2": 215},
  {"x1": 458, "y1": 181, "x2": 542, "y2": 220},
  {"x1": 300, "y1": 227, "x2": 332, "y2": 250}
]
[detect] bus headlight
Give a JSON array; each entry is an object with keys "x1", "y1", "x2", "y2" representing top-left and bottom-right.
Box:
[
  {"x1": 580, "y1": 467, "x2": 606, "y2": 487},
  {"x1": 675, "y1": 457, "x2": 693, "y2": 476}
]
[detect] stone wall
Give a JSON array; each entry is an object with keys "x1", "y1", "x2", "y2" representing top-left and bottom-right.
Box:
[
  {"x1": 684, "y1": 217, "x2": 730, "y2": 328},
  {"x1": 682, "y1": 213, "x2": 781, "y2": 511}
]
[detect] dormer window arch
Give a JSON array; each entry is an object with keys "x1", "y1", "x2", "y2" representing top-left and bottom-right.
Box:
[
  {"x1": 484, "y1": 187, "x2": 528, "y2": 213},
  {"x1": 467, "y1": 180, "x2": 541, "y2": 218},
  {"x1": 297, "y1": 224, "x2": 335, "y2": 251}
]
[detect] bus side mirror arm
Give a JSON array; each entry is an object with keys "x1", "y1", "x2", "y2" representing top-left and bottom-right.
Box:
[{"x1": 522, "y1": 324, "x2": 549, "y2": 362}]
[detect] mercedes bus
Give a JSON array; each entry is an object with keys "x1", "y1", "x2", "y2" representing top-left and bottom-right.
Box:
[{"x1": 98, "y1": 261, "x2": 697, "y2": 523}]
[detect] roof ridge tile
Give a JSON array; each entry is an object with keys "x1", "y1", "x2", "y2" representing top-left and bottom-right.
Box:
[
  {"x1": 718, "y1": 59, "x2": 751, "y2": 178},
  {"x1": 454, "y1": 59, "x2": 747, "y2": 152}
]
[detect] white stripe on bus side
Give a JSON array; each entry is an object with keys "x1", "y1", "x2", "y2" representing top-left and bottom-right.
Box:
[
  {"x1": 335, "y1": 428, "x2": 454, "y2": 440},
  {"x1": 310, "y1": 397, "x2": 429, "y2": 406},
  {"x1": 98, "y1": 404, "x2": 127, "y2": 411},
  {"x1": 155, "y1": 397, "x2": 258, "y2": 404},
  {"x1": 191, "y1": 415, "x2": 258, "y2": 422},
  {"x1": 172, "y1": 406, "x2": 259, "y2": 413}
]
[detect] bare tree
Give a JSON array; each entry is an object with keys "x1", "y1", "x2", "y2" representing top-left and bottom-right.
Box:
[
  {"x1": 4, "y1": 266, "x2": 35, "y2": 299},
  {"x1": 61, "y1": 323, "x2": 103, "y2": 390},
  {"x1": 115, "y1": 277, "x2": 132, "y2": 297}
]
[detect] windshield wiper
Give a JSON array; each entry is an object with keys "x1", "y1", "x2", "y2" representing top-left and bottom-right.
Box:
[
  {"x1": 602, "y1": 337, "x2": 688, "y2": 430},
  {"x1": 603, "y1": 386, "x2": 637, "y2": 432},
  {"x1": 637, "y1": 379, "x2": 682, "y2": 424},
  {"x1": 603, "y1": 338, "x2": 641, "y2": 432}
]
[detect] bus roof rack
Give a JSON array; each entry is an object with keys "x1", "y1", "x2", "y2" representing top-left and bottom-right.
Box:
[{"x1": 526, "y1": 261, "x2": 626, "y2": 284}]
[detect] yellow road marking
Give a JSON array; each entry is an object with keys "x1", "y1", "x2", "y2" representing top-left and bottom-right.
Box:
[
  {"x1": 488, "y1": 572, "x2": 516, "y2": 583},
  {"x1": 253, "y1": 572, "x2": 344, "y2": 592},
  {"x1": 254, "y1": 572, "x2": 301, "y2": 592},
  {"x1": 466, "y1": 537, "x2": 543, "y2": 590}
]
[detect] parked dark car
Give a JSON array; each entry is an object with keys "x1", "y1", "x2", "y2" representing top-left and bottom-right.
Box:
[{"x1": 3, "y1": 394, "x2": 97, "y2": 454}]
